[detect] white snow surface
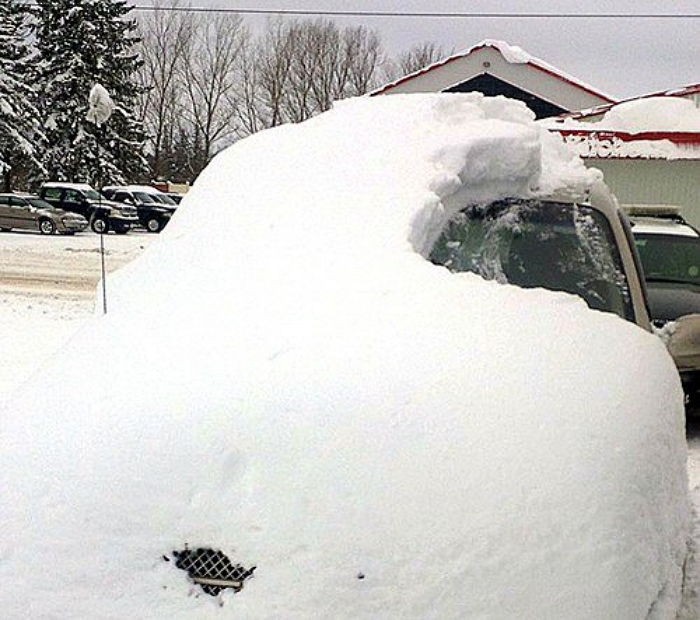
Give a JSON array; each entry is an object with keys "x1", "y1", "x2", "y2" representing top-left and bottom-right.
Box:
[
  {"x1": 478, "y1": 38, "x2": 531, "y2": 64},
  {"x1": 546, "y1": 97, "x2": 700, "y2": 134},
  {"x1": 601, "y1": 97, "x2": 700, "y2": 133},
  {"x1": 0, "y1": 93, "x2": 690, "y2": 618}
]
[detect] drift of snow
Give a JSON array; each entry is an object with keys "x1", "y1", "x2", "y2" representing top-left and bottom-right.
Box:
[{"x1": 0, "y1": 93, "x2": 689, "y2": 618}]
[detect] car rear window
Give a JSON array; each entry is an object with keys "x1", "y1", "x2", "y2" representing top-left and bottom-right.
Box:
[{"x1": 430, "y1": 198, "x2": 634, "y2": 321}]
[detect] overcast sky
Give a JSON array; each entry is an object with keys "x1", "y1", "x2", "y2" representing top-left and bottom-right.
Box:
[{"x1": 136, "y1": 0, "x2": 699, "y2": 100}]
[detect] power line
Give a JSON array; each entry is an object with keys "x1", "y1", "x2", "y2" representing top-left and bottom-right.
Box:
[{"x1": 129, "y1": 6, "x2": 700, "y2": 19}]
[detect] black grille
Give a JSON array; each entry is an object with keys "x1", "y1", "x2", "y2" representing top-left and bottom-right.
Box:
[{"x1": 171, "y1": 547, "x2": 255, "y2": 596}]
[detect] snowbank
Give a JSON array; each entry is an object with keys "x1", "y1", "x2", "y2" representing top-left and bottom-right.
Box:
[{"x1": 0, "y1": 93, "x2": 689, "y2": 618}]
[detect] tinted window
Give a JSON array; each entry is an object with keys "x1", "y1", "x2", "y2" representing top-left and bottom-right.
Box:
[
  {"x1": 430, "y1": 199, "x2": 633, "y2": 320},
  {"x1": 42, "y1": 188, "x2": 62, "y2": 201},
  {"x1": 134, "y1": 192, "x2": 157, "y2": 203},
  {"x1": 0, "y1": 195, "x2": 11, "y2": 205},
  {"x1": 64, "y1": 190, "x2": 83, "y2": 204},
  {"x1": 634, "y1": 233, "x2": 700, "y2": 287},
  {"x1": 83, "y1": 189, "x2": 102, "y2": 200},
  {"x1": 27, "y1": 198, "x2": 54, "y2": 209},
  {"x1": 158, "y1": 194, "x2": 177, "y2": 205},
  {"x1": 9, "y1": 196, "x2": 29, "y2": 207}
]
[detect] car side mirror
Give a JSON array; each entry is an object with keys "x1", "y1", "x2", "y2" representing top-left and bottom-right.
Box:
[{"x1": 667, "y1": 314, "x2": 700, "y2": 371}]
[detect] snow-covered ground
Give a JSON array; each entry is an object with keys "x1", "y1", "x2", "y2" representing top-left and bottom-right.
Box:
[
  {"x1": 0, "y1": 230, "x2": 155, "y2": 394},
  {"x1": 0, "y1": 94, "x2": 695, "y2": 617},
  {"x1": 0, "y1": 230, "x2": 155, "y2": 395}
]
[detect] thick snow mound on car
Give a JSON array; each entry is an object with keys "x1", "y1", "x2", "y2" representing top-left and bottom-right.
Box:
[{"x1": 0, "y1": 94, "x2": 689, "y2": 618}]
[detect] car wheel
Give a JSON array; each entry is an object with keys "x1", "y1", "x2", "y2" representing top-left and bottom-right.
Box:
[
  {"x1": 146, "y1": 217, "x2": 161, "y2": 233},
  {"x1": 91, "y1": 217, "x2": 109, "y2": 234},
  {"x1": 39, "y1": 219, "x2": 56, "y2": 235}
]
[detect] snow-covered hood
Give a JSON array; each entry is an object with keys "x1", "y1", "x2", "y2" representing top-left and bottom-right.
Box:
[{"x1": 0, "y1": 94, "x2": 688, "y2": 618}]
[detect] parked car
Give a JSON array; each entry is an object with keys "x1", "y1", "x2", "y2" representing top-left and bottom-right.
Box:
[
  {"x1": 0, "y1": 193, "x2": 88, "y2": 235},
  {"x1": 39, "y1": 182, "x2": 139, "y2": 234},
  {"x1": 624, "y1": 204, "x2": 700, "y2": 407},
  {"x1": 102, "y1": 185, "x2": 177, "y2": 232},
  {"x1": 0, "y1": 94, "x2": 693, "y2": 617},
  {"x1": 430, "y1": 194, "x2": 700, "y2": 411}
]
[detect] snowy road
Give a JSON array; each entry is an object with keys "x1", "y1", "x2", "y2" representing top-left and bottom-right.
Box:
[
  {"x1": 1, "y1": 229, "x2": 699, "y2": 615},
  {"x1": 0, "y1": 228, "x2": 153, "y2": 296},
  {"x1": 0, "y1": 229, "x2": 155, "y2": 393}
]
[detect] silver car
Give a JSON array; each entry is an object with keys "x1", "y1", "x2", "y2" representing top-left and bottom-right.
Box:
[{"x1": 0, "y1": 193, "x2": 88, "y2": 235}]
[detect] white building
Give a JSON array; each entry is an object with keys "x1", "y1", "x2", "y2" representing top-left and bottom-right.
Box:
[
  {"x1": 545, "y1": 85, "x2": 700, "y2": 226},
  {"x1": 373, "y1": 39, "x2": 616, "y2": 119}
]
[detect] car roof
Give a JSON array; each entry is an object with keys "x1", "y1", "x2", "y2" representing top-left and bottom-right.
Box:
[
  {"x1": 630, "y1": 217, "x2": 699, "y2": 238},
  {"x1": 102, "y1": 185, "x2": 166, "y2": 195},
  {"x1": 42, "y1": 182, "x2": 94, "y2": 191},
  {"x1": 621, "y1": 203, "x2": 699, "y2": 238}
]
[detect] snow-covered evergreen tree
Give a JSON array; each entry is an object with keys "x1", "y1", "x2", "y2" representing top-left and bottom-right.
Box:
[
  {"x1": 0, "y1": 0, "x2": 43, "y2": 190},
  {"x1": 33, "y1": 0, "x2": 147, "y2": 186}
]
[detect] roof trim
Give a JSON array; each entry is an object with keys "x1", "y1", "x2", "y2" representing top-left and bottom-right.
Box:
[
  {"x1": 371, "y1": 40, "x2": 616, "y2": 103},
  {"x1": 555, "y1": 128, "x2": 700, "y2": 146}
]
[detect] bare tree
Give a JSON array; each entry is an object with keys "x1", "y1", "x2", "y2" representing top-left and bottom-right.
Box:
[
  {"x1": 135, "y1": 11, "x2": 390, "y2": 171},
  {"x1": 284, "y1": 20, "x2": 385, "y2": 120},
  {"x1": 398, "y1": 42, "x2": 448, "y2": 75},
  {"x1": 248, "y1": 18, "x2": 295, "y2": 129},
  {"x1": 136, "y1": 0, "x2": 194, "y2": 181},
  {"x1": 237, "y1": 18, "x2": 386, "y2": 131},
  {"x1": 344, "y1": 26, "x2": 384, "y2": 96},
  {"x1": 179, "y1": 13, "x2": 248, "y2": 173},
  {"x1": 382, "y1": 42, "x2": 450, "y2": 84}
]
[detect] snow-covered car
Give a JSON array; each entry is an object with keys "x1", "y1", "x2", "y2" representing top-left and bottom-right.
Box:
[
  {"x1": 0, "y1": 193, "x2": 88, "y2": 235},
  {"x1": 102, "y1": 185, "x2": 178, "y2": 233},
  {"x1": 0, "y1": 94, "x2": 693, "y2": 617},
  {"x1": 39, "y1": 182, "x2": 139, "y2": 234},
  {"x1": 625, "y1": 204, "x2": 700, "y2": 408}
]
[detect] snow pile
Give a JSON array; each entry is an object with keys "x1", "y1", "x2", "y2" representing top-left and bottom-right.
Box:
[
  {"x1": 602, "y1": 97, "x2": 700, "y2": 133},
  {"x1": 0, "y1": 93, "x2": 689, "y2": 618},
  {"x1": 477, "y1": 38, "x2": 531, "y2": 64}
]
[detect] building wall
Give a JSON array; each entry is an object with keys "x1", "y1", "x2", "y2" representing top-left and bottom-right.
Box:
[
  {"x1": 586, "y1": 158, "x2": 700, "y2": 226},
  {"x1": 380, "y1": 48, "x2": 610, "y2": 112}
]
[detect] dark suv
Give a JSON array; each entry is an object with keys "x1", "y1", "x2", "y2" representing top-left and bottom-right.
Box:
[
  {"x1": 102, "y1": 185, "x2": 177, "y2": 233},
  {"x1": 39, "y1": 183, "x2": 139, "y2": 234}
]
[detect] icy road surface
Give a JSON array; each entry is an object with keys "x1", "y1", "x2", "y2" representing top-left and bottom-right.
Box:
[{"x1": 1, "y1": 228, "x2": 699, "y2": 616}]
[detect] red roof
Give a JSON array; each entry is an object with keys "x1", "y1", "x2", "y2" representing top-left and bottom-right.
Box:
[{"x1": 556, "y1": 128, "x2": 700, "y2": 146}]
